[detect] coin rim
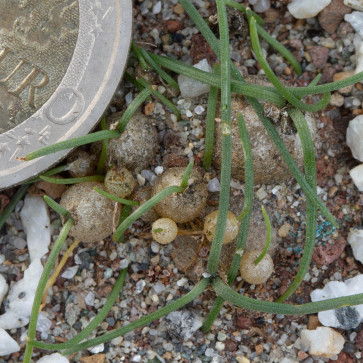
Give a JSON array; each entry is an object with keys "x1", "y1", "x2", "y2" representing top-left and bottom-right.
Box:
[{"x1": 0, "y1": 0, "x2": 132, "y2": 190}]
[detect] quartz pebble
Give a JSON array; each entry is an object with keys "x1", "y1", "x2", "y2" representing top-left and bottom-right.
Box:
[
  {"x1": 300, "y1": 327, "x2": 344, "y2": 358},
  {"x1": 311, "y1": 274, "x2": 363, "y2": 329},
  {"x1": 344, "y1": 0, "x2": 363, "y2": 11},
  {"x1": 288, "y1": 0, "x2": 331, "y2": 19},
  {"x1": 0, "y1": 259, "x2": 43, "y2": 329},
  {"x1": 20, "y1": 194, "x2": 51, "y2": 262},
  {"x1": 61, "y1": 265, "x2": 79, "y2": 279},
  {"x1": 165, "y1": 310, "x2": 203, "y2": 339},
  {"x1": 178, "y1": 59, "x2": 211, "y2": 98},
  {"x1": 207, "y1": 178, "x2": 220, "y2": 192},
  {"x1": 345, "y1": 11, "x2": 363, "y2": 37},
  {"x1": 348, "y1": 228, "x2": 363, "y2": 264},
  {"x1": 37, "y1": 353, "x2": 69, "y2": 363},
  {"x1": 0, "y1": 328, "x2": 20, "y2": 356},
  {"x1": 350, "y1": 163, "x2": 363, "y2": 191},
  {"x1": 249, "y1": 0, "x2": 270, "y2": 12},
  {"x1": 0, "y1": 274, "x2": 8, "y2": 305},
  {"x1": 346, "y1": 115, "x2": 363, "y2": 161}
]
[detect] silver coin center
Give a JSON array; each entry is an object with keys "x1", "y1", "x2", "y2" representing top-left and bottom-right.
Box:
[{"x1": 0, "y1": 0, "x2": 79, "y2": 133}]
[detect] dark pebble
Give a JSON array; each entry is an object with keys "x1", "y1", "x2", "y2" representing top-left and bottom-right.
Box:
[{"x1": 236, "y1": 316, "x2": 253, "y2": 329}]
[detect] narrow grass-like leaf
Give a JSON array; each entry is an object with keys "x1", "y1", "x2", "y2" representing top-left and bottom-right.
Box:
[
  {"x1": 24, "y1": 164, "x2": 69, "y2": 184},
  {"x1": 114, "y1": 163, "x2": 193, "y2": 242},
  {"x1": 40, "y1": 175, "x2": 104, "y2": 184},
  {"x1": 308, "y1": 74, "x2": 321, "y2": 87},
  {"x1": 24, "y1": 130, "x2": 120, "y2": 161},
  {"x1": 290, "y1": 71, "x2": 363, "y2": 97},
  {"x1": 30, "y1": 268, "x2": 128, "y2": 351},
  {"x1": 213, "y1": 277, "x2": 363, "y2": 315},
  {"x1": 139, "y1": 46, "x2": 179, "y2": 90},
  {"x1": 201, "y1": 112, "x2": 254, "y2": 332},
  {"x1": 97, "y1": 118, "x2": 108, "y2": 174},
  {"x1": 254, "y1": 206, "x2": 271, "y2": 265},
  {"x1": 148, "y1": 52, "x2": 285, "y2": 107},
  {"x1": 236, "y1": 205, "x2": 251, "y2": 221},
  {"x1": 180, "y1": 161, "x2": 194, "y2": 189},
  {"x1": 248, "y1": 15, "x2": 330, "y2": 112},
  {"x1": 276, "y1": 107, "x2": 318, "y2": 302},
  {"x1": 94, "y1": 187, "x2": 139, "y2": 206},
  {"x1": 23, "y1": 218, "x2": 74, "y2": 363},
  {"x1": 117, "y1": 86, "x2": 153, "y2": 133},
  {"x1": 180, "y1": 0, "x2": 337, "y2": 226},
  {"x1": 61, "y1": 278, "x2": 210, "y2": 355},
  {"x1": 43, "y1": 196, "x2": 69, "y2": 217},
  {"x1": 114, "y1": 187, "x2": 181, "y2": 242},
  {"x1": 137, "y1": 77, "x2": 181, "y2": 119},
  {"x1": 203, "y1": 64, "x2": 219, "y2": 170},
  {"x1": 0, "y1": 184, "x2": 29, "y2": 232},
  {"x1": 117, "y1": 204, "x2": 132, "y2": 243},
  {"x1": 131, "y1": 41, "x2": 149, "y2": 71},
  {"x1": 206, "y1": 0, "x2": 232, "y2": 276},
  {"x1": 256, "y1": 24, "x2": 302, "y2": 76}
]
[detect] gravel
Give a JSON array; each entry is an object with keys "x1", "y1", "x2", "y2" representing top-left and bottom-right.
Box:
[{"x1": 1, "y1": 0, "x2": 363, "y2": 362}]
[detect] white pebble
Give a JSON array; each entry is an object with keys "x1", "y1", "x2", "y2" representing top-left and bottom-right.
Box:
[
  {"x1": 347, "y1": 115, "x2": 363, "y2": 161},
  {"x1": 311, "y1": 274, "x2": 363, "y2": 329},
  {"x1": 178, "y1": 59, "x2": 212, "y2": 98},
  {"x1": 344, "y1": 0, "x2": 363, "y2": 10},
  {"x1": 215, "y1": 341, "x2": 225, "y2": 351},
  {"x1": 300, "y1": 327, "x2": 344, "y2": 358},
  {"x1": 135, "y1": 280, "x2": 146, "y2": 293},
  {"x1": 348, "y1": 228, "x2": 363, "y2": 264},
  {"x1": 131, "y1": 354, "x2": 142, "y2": 362},
  {"x1": 154, "y1": 166, "x2": 164, "y2": 175},
  {"x1": 345, "y1": 11, "x2": 363, "y2": 38},
  {"x1": 20, "y1": 194, "x2": 51, "y2": 262},
  {"x1": 37, "y1": 353, "x2": 69, "y2": 363},
  {"x1": 120, "y1": 259, "x2": 129, "y2": 269},
  {"x1": 85, "y1": 292, "x2": 95, "y2": 306},
  {"x1": 61, "y1": 265, "x2": 78, "y2": 279},
  {"x1": 194, "y1": 105, "x2": 205, "y2": 115},
  {"x1": 249, "y1": 0, "x2": 270, "y2": 12},
  {"x1": 177, "y1": 277, "x2": 188, "y2": 287},
  {"x1": 350, "y1": 164, "x2": 363, "y2": 191},
  {"x1": 0, "y1": 328, "x2": 20, "y2": 356},
  {"x1": 288, "y1": 0, "x2": 331, "y2": 19},
  {"x1": 207, "y1": 178, "x2": 221, "y2": 192},
  {"x1": 36, "y1": 312, "x2": 52, "y2": 334},
  {"x1": 152, "y1": 1, "x2": 161, "y2": 14},
  {"x1": 88, "y1": 343, "x2": 104, "y2": 354},
  {"x1": 0, "y1": 259, "x2": 43, "y2": 329},
  {"x1": 0, "y1": 274, "x2": 8, "y2": 305}
]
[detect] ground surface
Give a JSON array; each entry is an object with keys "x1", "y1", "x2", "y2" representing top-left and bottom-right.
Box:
[{"x1": 1, "y1": 0, "x2": 363, "y2": 362}]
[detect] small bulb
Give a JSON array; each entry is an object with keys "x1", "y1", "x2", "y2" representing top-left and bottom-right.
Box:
[
  {"x1": 240, "y1": 250, "x2": 274, "y2": 284},
  {"x1": 104, "y1": 167, "x2": 136, "y2": 198},
  {"x1": 204, "y1": 210, "x2": 239, "y2": 244},
  {"x1": 152, "y1": 218, "x2": 178, "y2": 245}
]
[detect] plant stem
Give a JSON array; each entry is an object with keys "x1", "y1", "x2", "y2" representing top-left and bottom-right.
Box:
[
  {"x1": 30, "y1": 269, "x2": 128, "y2": 351},
  {"x1": 276, "y1": 108, "x2": 317, "y2": 302},
  {"x1": 206, "y1": 0, "x2": 232, "y2": 276},
  {"x1": 94, "y1": 187, "x2": 140, "y2": 206},
  {"x1": 61, "y1": 278, "x2": 210, "y2": 355},
  {"x1": 0, "y1": 184, "x2": 29, "y2": 232},
  {"x1": 97, "y1": 118, "x2": 109, "y2": 174},
  {"x1": 203, "y1": 64, "x2": 220, "y2": 170},
  {"x1": 25, "y1": 130, "x2": 120, "y2": 161},
  {"x1": 201, "y1": 112, "x2": 254, "y2": 332},
  {"x1": 254, "y1": 206, "x2": 272, "y2": 265},
  {"x1": 213, "y1": 277, "x2": 363, "y2": 315},
  {"x1": 23, "y1": 218, "x2": 74, "y2": 363}
]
